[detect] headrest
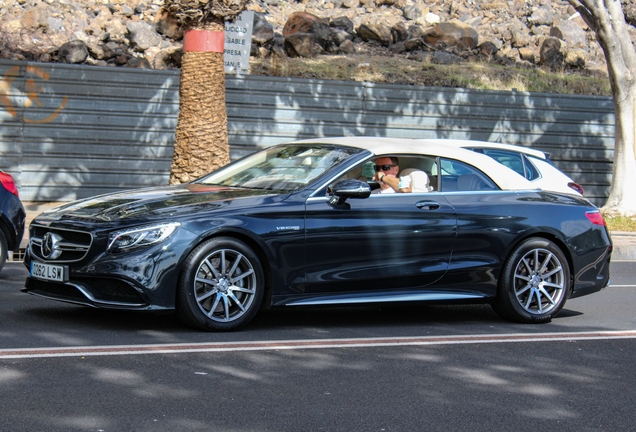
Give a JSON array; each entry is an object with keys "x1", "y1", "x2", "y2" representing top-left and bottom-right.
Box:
[{"x1": 399, "y1": 168, "x2": 422, "y2": 176}]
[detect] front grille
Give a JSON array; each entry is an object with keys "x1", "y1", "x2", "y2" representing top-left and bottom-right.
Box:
[{"x1": 29, "y1": 225, "x2": 92, "y2": 262}]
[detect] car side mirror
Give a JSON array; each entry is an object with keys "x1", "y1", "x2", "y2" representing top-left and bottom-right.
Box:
[{"x1": 327, "y1": 179, "x2": 371, "y2": 206}]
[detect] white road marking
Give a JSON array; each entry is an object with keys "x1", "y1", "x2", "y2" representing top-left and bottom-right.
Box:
[{"x1": 2, "y1": 330, "x2": 636, "y2": 359}]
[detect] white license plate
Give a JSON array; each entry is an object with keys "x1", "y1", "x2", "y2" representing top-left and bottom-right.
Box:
[{"x1": 30, "y1": 261, "x2": 66, "y2": 282}]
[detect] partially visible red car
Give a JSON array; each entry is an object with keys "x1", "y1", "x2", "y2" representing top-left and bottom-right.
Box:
[{"x1": 0, "y1": 170, "x2": 26, "y2": 271}]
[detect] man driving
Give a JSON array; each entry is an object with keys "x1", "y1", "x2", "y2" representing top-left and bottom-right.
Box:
[{"x1": 372, "y1": 156, "x2": 431, "y2": 193}]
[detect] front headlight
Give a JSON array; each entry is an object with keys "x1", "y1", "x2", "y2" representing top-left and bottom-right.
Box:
[{"x1": 107, "y1": 222, "x2": 181, "y2": 254}]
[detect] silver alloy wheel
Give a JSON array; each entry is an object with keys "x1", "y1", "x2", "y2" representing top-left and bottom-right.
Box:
[
  {"x1": 513, "y1": 247, "x2": 565, "y2": 315},
  {"x1": 193, "y1": 248, "x2": 257, "y2": 323}
]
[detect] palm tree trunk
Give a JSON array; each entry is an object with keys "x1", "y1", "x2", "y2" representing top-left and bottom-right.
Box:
[{"x1": 170, "y1": 21, "x2": 229, "y2": 184}]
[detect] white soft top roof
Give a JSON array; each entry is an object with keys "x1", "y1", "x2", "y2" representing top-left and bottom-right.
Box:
[
  {"x1": 293, "y1": 136, "x2": 537, "y2": 191},
  {"x1": 422, "y1": 138, "x2": 548, "y2": 159}
]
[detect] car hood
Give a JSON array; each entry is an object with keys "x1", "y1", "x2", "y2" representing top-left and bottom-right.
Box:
[{"x1": 34, "y1": 184, "x2": 280, "y2": 225}]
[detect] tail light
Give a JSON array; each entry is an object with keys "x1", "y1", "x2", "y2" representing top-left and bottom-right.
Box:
[
  {"x1": 0, "y1": 171, "x2": 19, "y2": 197},
  {"x1": 568, "y1": 181, "x2": 585, "y2": 195},
  {"x1": 585, "y1": 211, "x2": 606, "y2": 226}
]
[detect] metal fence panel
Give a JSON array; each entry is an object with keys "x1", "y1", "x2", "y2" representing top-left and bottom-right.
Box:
[
  {"x1": 0, "y1": 60, "x2": 615, "y2": 205},
  {"x1": 0, "y1": 61, "x2": 178, "y2": 201}
]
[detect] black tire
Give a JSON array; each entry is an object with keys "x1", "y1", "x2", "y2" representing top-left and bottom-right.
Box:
[
  {"x1": 176, "y1": 237, "x2": 264, "y2": 331},
  {"x1": 0, "y1": 230, "x2": 7, "y2": 272},
  {"x1": 494, "y1": 237, "x2": 570, "y2": 324}
]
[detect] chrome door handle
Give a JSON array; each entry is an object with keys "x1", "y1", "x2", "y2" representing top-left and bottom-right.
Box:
[{"x1": 415, "y1": 201, "x2": 440, "y2": 210}]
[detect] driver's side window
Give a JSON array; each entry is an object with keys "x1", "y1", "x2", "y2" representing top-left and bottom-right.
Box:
[{"x1": 334, "y1": 156, "x2": 439, "y2": 193}]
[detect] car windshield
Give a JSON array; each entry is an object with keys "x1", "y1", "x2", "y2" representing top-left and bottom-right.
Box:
[{"x1": 198, "y1": 144, "x2": 362, "y2": 192}]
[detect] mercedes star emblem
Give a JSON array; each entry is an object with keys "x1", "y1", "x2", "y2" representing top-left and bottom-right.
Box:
[{"x1": 41, "y1": 232, "x2": 63, "y2": 260}]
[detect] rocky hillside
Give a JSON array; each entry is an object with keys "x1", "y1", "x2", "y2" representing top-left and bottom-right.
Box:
[{"x1": 1, "y1": 0, "x2": 634, "y2": 76}]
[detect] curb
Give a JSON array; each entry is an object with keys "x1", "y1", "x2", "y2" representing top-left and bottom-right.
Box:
[
  {"x1": 611, "y1": 232, "x2": 636, "y2": 261},
  {"x1": 612, "y1": 246, "x2": 636, "y2": 261}
]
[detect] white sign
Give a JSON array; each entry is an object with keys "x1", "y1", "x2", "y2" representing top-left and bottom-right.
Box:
[{"x1": 224, "y1": 10, "x2": 254, "y2": 74}]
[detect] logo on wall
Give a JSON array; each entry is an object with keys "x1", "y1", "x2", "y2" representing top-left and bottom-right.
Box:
[{"x1": 0, "y1": 65, "x2": 68, "y2": 124}]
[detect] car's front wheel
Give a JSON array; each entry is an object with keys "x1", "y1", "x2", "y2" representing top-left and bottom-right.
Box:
[
  {"x1": 494, "y1": 237, "x2": 570, "y2": 323},
  {"x1": 176, "y1": 237, "x2": 264, "y2": 331}
]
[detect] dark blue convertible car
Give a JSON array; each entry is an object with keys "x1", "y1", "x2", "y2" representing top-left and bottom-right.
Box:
[{"x1": 23, "y1": 138, "x2": 612, "y2": 331}]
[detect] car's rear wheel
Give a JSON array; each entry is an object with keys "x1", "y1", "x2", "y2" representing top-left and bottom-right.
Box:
[
  {"x1": 176, "y1": 237, "x2": 264, "y2": 331},
  {"x1": 494, "y1": 237, "x2": 570, "y2": 323},
  {"x1": 0, "y1": 230, "x2": 7, "y2": 272}
]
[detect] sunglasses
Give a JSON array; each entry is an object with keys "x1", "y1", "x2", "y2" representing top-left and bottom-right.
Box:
[{"x1": 374, "y1": 164, "x2": 397, "y2": 171}]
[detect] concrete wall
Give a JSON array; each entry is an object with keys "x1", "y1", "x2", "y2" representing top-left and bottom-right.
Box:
[{"x1": 0, "y1": 60, "x2": 615, "y2": 205}]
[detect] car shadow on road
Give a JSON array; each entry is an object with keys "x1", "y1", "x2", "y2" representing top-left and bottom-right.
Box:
[
  {"x1": 16, "y1": 302, "x2": 506, "y2": 334},
  {"x1": 251, "y1": 303, "x2": 506, "y2": 329},
  {"x1": 16, "y1": 300, "x2": 587, "y2": 336},
  {"x1": 19, "y1": 305, "x2": 188, "y2": 333}
]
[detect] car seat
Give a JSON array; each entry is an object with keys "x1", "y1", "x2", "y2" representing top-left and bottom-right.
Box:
[
  {"x1": 399, "y1": 168, "x2": 432, "y2": 192},
  {"x1": 457, "y1": 173, "x2": 490, "y2": 191}
]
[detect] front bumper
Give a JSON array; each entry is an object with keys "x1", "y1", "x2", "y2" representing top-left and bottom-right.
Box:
[{"x1": 23, "y1": 226, "x2": 198, "y2": 310}]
